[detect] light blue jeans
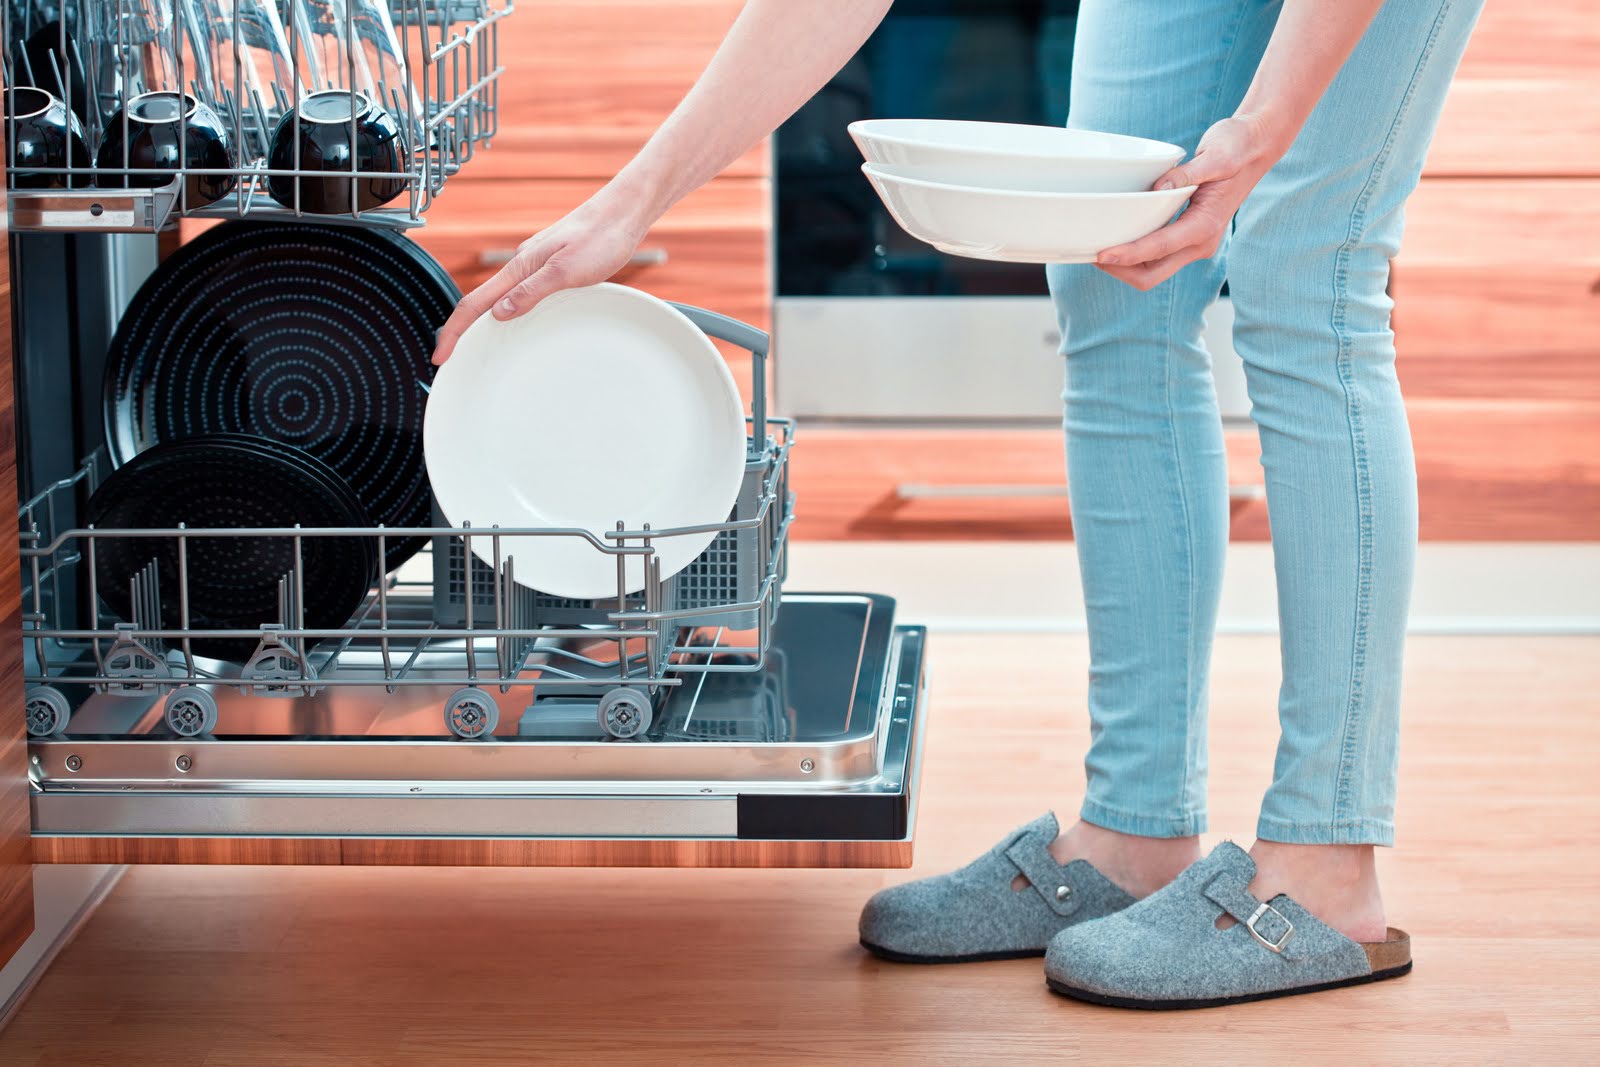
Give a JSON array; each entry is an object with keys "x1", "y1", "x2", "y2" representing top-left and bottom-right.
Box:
[{"x1": 1048, "y1": 0, "x2": 1483, "y2": 846}]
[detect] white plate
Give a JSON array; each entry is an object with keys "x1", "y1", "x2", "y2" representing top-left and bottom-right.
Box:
[
  {"x1": 862, "y1": 162, "x2": 1196, "y2": 265},
  {"x1": 424, "y1": 283, "x2": 747, "y2": 600},
  {"x1": 849, "y1": 119, "x2": 1184, "y2": 194}
]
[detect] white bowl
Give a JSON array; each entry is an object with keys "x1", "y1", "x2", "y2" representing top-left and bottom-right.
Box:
[
  {"x1": 862, "y1": 163, "x2": 1195, "y2": 265},
  {"x1": 849, "y1": 119, "x2": 1184, "y2": 193},
  {"x1": 424, "y1": 283, "x2": 747, "y2": 600}
]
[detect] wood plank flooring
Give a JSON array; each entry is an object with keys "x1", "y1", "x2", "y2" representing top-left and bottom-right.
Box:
[{"x1": 0, "y1": 634, "x2": 1595, "y2": 1065}]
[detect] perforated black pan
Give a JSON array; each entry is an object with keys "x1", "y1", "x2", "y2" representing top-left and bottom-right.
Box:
[
  {"x1": 86, "y1": 433, "x2": 379, "y2": 663},
  {"x1": 104, "y1": 220, "x2": 459, "y2": 574}
]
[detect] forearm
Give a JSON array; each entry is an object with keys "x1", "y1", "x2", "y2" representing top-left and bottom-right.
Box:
[
  {"x1": 1238, "y1": 0, "x2": 1387, "y2": 152},
  {"x1": 602, "y1": 0, "x2": 894, "y2": 221}
]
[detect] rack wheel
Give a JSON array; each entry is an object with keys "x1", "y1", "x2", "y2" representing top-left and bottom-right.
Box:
[
  {"x1": 598, "y1": 689, "x2": 652, "y2": 740},
  {"x1": 444, "y1": 687, "x2": 499, "y2": 739},
  {"x1": 24, "y1": 685, "x2": 71, "y2": 738},
  {"x1": 164, "y1": 686, "x2": 219, "y2": 738}
]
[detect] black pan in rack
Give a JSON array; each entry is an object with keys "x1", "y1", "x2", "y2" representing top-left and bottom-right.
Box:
[
  {"x1": 103, "y1": 220, "x2": 460, "y2": 574},
  {"x1": 86, "y1": 434, "x2": 379, "y2": 663}
]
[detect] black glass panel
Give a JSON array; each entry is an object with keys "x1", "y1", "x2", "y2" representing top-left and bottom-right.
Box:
[{"x1": 776, "y1": 0, "x2": 1080, "y2": 298}]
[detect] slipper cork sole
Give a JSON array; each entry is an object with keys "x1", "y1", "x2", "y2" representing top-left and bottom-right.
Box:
[
  {"x1": 860, "y1": 939, "x2": 1046, "y2": 965},
  {"x1": 1046, "y1": 926, "x2": 1413, "y2": 1010}
]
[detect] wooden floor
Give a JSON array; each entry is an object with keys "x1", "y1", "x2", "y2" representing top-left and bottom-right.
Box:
[{"x1": 0, "y1": 634, "x2": 1595, "y2": 1065}]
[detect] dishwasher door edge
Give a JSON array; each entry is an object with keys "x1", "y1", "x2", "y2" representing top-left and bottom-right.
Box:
[{"x1": 28, "y1": 617, "x2": 929, "y2": 869}]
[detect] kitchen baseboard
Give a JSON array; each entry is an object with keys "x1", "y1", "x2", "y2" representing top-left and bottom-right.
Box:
[
  {"x1": 0, "y1": 865, "x2": 125, "y2": 1028},
  {"x1": 786, "y1": 542, "x2": 1600, "y2": 634}
]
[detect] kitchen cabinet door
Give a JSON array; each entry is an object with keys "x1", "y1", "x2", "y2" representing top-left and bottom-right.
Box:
[
  {"x1": 786, "y1": 427, "x2": 1272, "y2": 542},
  {"x1": 1395, "y1": 180, "x2": 1600, "y2": 388},
  {"x1": 462, "y1": 0, "x2": 766, "y2": 181},
  {"x1": 1392, "y1": 178, "x2": 1600, "y2": 539},
  {"x1": 1425, "y1": 0, "x2": 1600, "y2": 175},
  {"x1": 0, "y1": 186, "x2": 38, "y2": 967}
]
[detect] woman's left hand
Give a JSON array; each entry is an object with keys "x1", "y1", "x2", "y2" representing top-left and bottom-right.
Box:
[{"x1": 1095, "y1": 114, "x2": 1286, "y2": 291}]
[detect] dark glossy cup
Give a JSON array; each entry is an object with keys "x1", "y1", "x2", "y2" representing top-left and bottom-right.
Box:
[
  {"x1": 3, "y1": 85, "x2": 91, "y2": 188},
  {"x1": 268, "y1": 90, "x2": 408, "y2": 214},
  {"x1": 96, "y1": 91, "x2": 237, "y2": 206}
]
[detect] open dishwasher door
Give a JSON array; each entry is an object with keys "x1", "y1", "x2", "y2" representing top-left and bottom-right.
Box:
[{"x1": 28, "y1": 594, "x2": 928, "y2": 867}]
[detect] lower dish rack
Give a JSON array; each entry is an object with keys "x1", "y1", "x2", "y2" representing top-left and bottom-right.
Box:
[
  {"x1": 21, "y1": 302, "x2": 790, "y2": 741},
  {"x1": 20, "y1": 441, "x2": 790, "y2": 742}
]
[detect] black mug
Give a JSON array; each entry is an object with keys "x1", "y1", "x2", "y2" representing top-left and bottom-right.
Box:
[
  {"x1": 97, "y1": 91, "x2": 236, "y2": 207},
  {"x1": 268, "y1": 90, "x2": 408, "y2": 214},
  {"x1": 3, "y1": 85, "x2": 90, "y2": 188}
]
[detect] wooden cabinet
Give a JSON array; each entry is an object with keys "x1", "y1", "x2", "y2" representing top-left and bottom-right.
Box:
[
  {"x1": 0, "y1": 188, "x2": 37, "y2": 967},
  {"x1": 1392, "y1": 179, "x2": 1600, "y2": 539},
  {"x1": 1426, "y1": 0, "x2": 1600, "y2": 176},
  {"x1": 1397, "y1": 0, "x2": 1600, "y2": 538},
  {"x1": 788, "y1": 428, "x2": 1272, "y2": 542},
  {"x1": 465, "y1": 0, "x2": 765, "y2": 180}
]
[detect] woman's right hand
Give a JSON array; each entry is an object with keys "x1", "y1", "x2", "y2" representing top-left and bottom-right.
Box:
[{"x1": 431, "y1": 188, "x2": 653, "y2": 365}]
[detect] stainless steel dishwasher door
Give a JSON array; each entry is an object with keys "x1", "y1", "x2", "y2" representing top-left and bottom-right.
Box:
[{"x1": 28, "y1": 594, "x2": 929, "y2": 867}]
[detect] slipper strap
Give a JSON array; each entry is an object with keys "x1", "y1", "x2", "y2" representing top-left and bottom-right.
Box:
[
  {"x1": 1202, "y1": 870, "x2": 1309, "y2": 960},
  {"x1": 1005, "y1": 837, "x2": 1079, "y2": 917}
]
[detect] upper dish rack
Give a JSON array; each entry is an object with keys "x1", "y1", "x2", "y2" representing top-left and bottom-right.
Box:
[{"x1": 3, "y1": 0, "x2": 509, "y2": 231}]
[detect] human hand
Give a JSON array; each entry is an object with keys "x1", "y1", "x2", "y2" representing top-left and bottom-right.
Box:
[
  {"x1": 1095, "y1": 114, "x2": 1287, "y2": 291},
  {"x1": 431, "y1": 188, "x2": 653, "y2": 365}
]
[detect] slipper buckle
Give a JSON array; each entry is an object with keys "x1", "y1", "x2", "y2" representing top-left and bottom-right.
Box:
[{"x1": 1246, "y1": 902, "x2": 1296, "y2": 954}]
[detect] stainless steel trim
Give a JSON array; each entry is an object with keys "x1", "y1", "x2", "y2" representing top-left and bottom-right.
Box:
[
  {"x1": 28, "y1": 734, "x2": 887, "y2": 788},
  {"x1": 773, "y1": 295, "x2": 1249, "y2": 423},
  {"x1": 32, "y1": 793, "x2": 737, "y2": 838}
]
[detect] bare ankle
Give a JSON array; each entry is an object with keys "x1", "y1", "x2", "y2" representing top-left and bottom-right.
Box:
[
  {"x1": 1044, "y1": 819, "x2": 1202, "y2": 898},
  {"x1": 1246, "y1": 840, "x2": 1389, "y2": 944}
]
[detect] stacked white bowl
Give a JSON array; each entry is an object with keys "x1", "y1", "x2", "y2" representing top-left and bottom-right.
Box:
[{"x1": 850, "y1": 119, "x2": 1193, "y2": 264}]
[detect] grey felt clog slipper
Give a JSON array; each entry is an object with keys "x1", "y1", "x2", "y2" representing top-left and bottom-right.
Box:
[
  {"x1": 1044, "y1": 841, "x2": 1412, "y2": 1009},
  {"x1": 859, "y1": 813, "x2": 1137, "y2": 964}
]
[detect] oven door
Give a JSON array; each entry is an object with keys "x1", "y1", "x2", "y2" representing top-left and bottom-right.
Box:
[{"x1": 28, "y1": 594, "x2": 929, "y2": 867}]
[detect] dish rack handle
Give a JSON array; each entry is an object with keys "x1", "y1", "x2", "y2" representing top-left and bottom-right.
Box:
[{"x1": 668, "y1": 302, "x2": 769, "y2": 455}]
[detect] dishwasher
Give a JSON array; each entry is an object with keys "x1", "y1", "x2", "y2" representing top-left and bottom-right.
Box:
[{"x1": 3, "y1": 0, "x2": 928, "y2": 866}]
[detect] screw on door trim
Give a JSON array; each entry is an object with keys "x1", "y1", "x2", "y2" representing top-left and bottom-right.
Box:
[
  {"x1": 799, "y1": 758, "x2": 815, "y2": 774},
  {"x1": 64, "y1": 755, "x2": 83, "y2": 772},
  {"x1": 175, "y1": 754, "x2": 193, "y2": 773}
]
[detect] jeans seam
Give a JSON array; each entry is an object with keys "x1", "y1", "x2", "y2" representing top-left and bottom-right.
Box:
[
  {"x1": 1159, "y1": 274, "x2": 1197, "y2": 820},
  {"x1": 1161, "y1": 0, "x2": 1248, "y2": 827},
  {"x1": 1327, "y1": 0, "x2": 1453, "y2": 834}
]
